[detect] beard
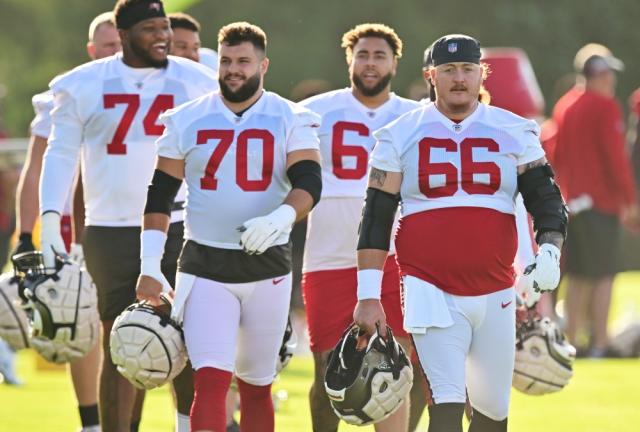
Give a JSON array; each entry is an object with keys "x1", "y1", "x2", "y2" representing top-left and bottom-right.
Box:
[
  {"x1": 352, "y1": 71, "x2": 393, "y2": 97},
  {"x1": 130, "y1": 39, "x2": 169, "y2": 68},
  {"x1": 219, "y1": 71, "x2": 261, "y2": 103}
]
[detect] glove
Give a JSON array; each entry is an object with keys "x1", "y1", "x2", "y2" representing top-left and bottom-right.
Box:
[
  {"x1": 239, "y1": 204, "x2": 296, "y2": 255},
  {"x1": 69, "y1": 243, "x2": 84, "y2": 267},
  {"x1": 40, "y1": 212, "x2": 67, "y2": 270},
  {"x1": 520, "y1": 243, "x2": 561, "y2": 301},
  {"x1": 12, "y1": 232, "x2": 35, "y2": 257}
]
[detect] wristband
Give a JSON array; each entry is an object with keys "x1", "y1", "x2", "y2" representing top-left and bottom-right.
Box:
[{"x1": 357, "y1": 269, "x2": 384, "y2": 300}]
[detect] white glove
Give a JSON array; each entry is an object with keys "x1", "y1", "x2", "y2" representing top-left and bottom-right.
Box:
[
  {"x1": 520, "y1": 243, "x2": 561, "y2": 300},
  {"x1": 516, "y1": 272, "x2": 541, "y2": 308},
  {"x1": 40, "y1": 212, "x2": 67, "y2": 270},
  {"x1": 140, "y1": 230, "x2": 172, "y2": 293},
  {"x1": 69, "y1": 243, "x2": 84, "y2": 267},
  {"x1": 239, "y1": 204, "x2": 297, "y2": 255}
]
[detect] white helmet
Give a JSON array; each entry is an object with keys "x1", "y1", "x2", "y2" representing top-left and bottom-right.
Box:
[
  {"x1": 110, "y1": 299, "x2": 187, "y2": 390},
  {"x1": 324, "y1": 324, "x2": 413, "y2": 425},
  {"x1": 513, "y1": 317, "x2": 576, "y2": 395},
  {"x1": 13, "y1": 251, "x2": 100, "y2": 363},
  {"x1": 0, "y1": 272, "x2": 30, "y2": 350}
]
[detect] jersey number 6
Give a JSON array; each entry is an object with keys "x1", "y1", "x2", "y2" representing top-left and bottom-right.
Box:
[
  {"x1": 197, "y1": 129, "x2": 275, "y2": 192},
  {"x1": 418, "y1": 137, "x2": 501, "y2": 198}
]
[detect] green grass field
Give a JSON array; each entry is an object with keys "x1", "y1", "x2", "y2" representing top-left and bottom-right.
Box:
[{"x1": 1, "y1": 273, "x2": 640, "y2": 431}]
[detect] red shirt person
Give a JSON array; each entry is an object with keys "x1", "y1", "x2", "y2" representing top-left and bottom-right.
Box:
[{"x1": 552, "y1": 43, "x2": 637, "y2": 357}]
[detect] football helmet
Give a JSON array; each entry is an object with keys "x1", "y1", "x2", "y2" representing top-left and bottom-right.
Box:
[
  {"x1": 0, "y1": 272, "x2": 30, "y2": 350},
  {"x1": 324, "y1": 324, "x2": 413, "y2": 425},
  {"x1": 110, "y1": 298, "x2": 187, "y2": 390},
  {"x1": 276, "y1": 316, "x2": 297, "y2": 374},
  {"x1": 513, "y1": 316, "x2": 576, "y2": 395},
  {"x1": 12, "y1": 251, "x2": 99, "y2": 363}
]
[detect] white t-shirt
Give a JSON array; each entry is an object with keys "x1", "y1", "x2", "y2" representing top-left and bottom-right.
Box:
[
  {"x1": 156, "y1": 90, "x2": 320, "y2": 249},
  {"x1": 300, "y1": 89, "x2": 421, "y2": 272},
  {"x1": 371, "y1": 102, "x2": 544, "y2": 217},
  {"x1": 40, "y1": 54, "x2": 218, "y2": 226}
]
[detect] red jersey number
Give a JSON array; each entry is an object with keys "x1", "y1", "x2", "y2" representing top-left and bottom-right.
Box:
[
  {"x1": 197, "y1": 129, "x2": 275, "y2": 192},
  {"x1": 332, "y1": 121, "x2": 370, "y2": 179},
  {"x1": 103, "y1": 94, "x2": 174, "y2": 155},
  {"x1": 418, "y1": 137, "x2": 500, "y2": 198}
]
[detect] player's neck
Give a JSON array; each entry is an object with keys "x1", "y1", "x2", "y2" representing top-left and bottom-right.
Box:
[
  {"x1": 435, "y1": 99, "x2": 479, "y2": 122},
  {"x1": 221, "y1": 88, "x2": 264, "y2": 115},
  {"x1": 351, "y1": 87, "x2": 391, "y2": 109},
  {"x1": 122, "y1": 52, "x2": 158, "y2": 69}
]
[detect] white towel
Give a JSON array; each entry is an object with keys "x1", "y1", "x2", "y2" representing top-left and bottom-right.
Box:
[
  {"x1": 402, "y1": 275, "x2": 454, "y2": 334},
  {"x1": 171, "y1": 272, "x2": 196, "y2": 326}
]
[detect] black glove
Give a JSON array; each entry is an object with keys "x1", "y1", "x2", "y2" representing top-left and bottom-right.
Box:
[{"x1": 12, "y1": 232, "x2": 35, "y2": 257}]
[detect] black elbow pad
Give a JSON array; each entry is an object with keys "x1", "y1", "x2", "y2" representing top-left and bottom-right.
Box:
[
  {"x1": 357, "y1": 188, "x2": 400, "y2": 251},
  {"x1": 287, "y1": 160, "x2": 322, "y2": 208},
  {"x1": 144, "y1": 169, "x2": 183, "y2": 216},
  {"x1": 518, "y1": 164, "x2": 569, "y2": 242}
]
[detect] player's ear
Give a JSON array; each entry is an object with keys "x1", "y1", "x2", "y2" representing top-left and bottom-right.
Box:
[
  {"x1": 391, "y1": 56, "x2": 398, "y2": 76},
  {"x1": 87, "y1": 41, "x2": 96, "y2": 60},
  {"x1": 260, "y1": 56, "x2": 270, "y2": 75}
]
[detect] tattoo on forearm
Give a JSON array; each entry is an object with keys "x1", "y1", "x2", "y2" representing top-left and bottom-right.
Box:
[
  {"x1": 519, "y1": 158, "x2": 546, "y2": 174},
  {"x1": 370, "y1": 168, "x2": 387, "y2": 188},
  {"x1": 538, "y1": 231, "x2": 564, "y2": 249}
]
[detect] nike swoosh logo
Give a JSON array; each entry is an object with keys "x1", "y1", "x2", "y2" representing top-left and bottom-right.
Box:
[
  {"x1": 272, "y1": 277, "x2": 286, "y2": 285},
  {"x1": 501, "y1": 301, "x2": 512, "y2": 309}
]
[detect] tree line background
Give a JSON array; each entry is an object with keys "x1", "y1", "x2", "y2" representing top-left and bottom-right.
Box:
[{"x1": 1, "y1": 0, "x2": 639, "y2": 137}]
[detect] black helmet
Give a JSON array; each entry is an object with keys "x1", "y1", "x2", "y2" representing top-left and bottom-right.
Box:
[{"x1": 324, "y1": 323, "x2": 413, "y2": 425}]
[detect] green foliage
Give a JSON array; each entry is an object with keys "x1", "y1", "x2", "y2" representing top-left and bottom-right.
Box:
[{"x1": 1, "y1": 0, "x2": 639, "y2": 136}]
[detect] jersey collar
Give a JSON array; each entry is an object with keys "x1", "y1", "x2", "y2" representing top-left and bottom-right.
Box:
[{"x1": 430, "y1": 101, "x2": 485, "y2": 134}]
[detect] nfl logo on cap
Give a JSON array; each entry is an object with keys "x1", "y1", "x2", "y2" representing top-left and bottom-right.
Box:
[
  {"x1": 448, "y1": 42, "x2": 458, "y2": 53},
  {"x1": 149, "y1": 2, "x2": 161, "y2": 10}
]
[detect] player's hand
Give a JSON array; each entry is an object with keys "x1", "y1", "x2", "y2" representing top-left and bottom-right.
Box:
[
  {"x1": 239, "y1": 204, "x2": 297, "y2": 255},
  {"x1": 516, "y1": 272, "x2": 541, "y2": 308},
  {"x1": 138, "y1": 257, "x2": 172, "y2": 306},
  {"x1": 40, "y1": 212, "x2": 67, "y2": 270},
  {"x1": 353, "y1": 299, "x2": 387, "y2": 341},
  {"x1": 69, "y1": 243, "x2": 85, "y2": 266},
  {"x1": 522, "y1": 243, "x2": 561, "y2": 294},
  {"x1": 11, "y1": 233, "x2": 35, "y2": 257},
  {"x1": 621, "y1": 203, "x2": 640, "y2": 234}
]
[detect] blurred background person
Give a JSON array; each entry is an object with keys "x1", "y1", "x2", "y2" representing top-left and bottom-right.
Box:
[
  {"x1": 168, "y1": 12, "x2": 201, "y2": 63},
  {"x1": 9, "y1": 11, "x2": 120, "y2": 431},
  {"x1": 553, "y1": 43, "x2": 638, "y2": 358}
]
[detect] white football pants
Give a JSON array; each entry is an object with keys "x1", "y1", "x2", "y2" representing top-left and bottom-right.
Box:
[
  {"x1": 181, "y1": 272, "x2": 292, "y2": 386},
  {"x1": 411, "y1": 285, "x2": 516, "y2": 421}
]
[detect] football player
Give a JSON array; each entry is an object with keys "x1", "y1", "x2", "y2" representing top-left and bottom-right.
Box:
[
  {"x1": 136, "y1": 22, "x2": 321, "y2": 432},
  {"x1": 354, "y1": 34, "x2": 567, "y2": 432},
  {"x1": 168, "y1": 12, "x2": 201, "y2": 63},
  {"x1": 11, "y1": 11, "x2": 120, "y2": 432},
  {"x1": 299, "y1": 23, "x2": 420, "y2": 432},
  {"x1": 37, "y1": 1, "x2": 218, "y2": 431}
]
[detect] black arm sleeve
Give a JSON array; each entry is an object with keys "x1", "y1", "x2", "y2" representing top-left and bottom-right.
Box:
[
  {"x1": 286, "y1": 159, "x2": 322, "y2": 208},
  {"x1": 357, "y1": 188, "x2": 400, "y2": 251},
  {"x1": 517, "y1": 164, "x2": 569, "y2": 243},
  {"x1": 144, "y1": 169, "x2": 182, "y2": 216}
]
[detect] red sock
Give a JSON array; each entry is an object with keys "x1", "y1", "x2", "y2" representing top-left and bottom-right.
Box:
[
  {"x1": 191, "y1": 367, "x2": 232, "y2": 432},
  {"x1": 237, "y1": 378, "x2": 274, "y2": 432}
]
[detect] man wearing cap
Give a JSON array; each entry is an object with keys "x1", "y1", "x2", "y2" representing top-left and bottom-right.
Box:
[
  {"x1": 38, "y1": 1, "x2": 218, "y2": 430},
  {"x1": 353, "y1": 34, "x2": 567, "y2": 431},
  {"x1": 553, "y1": 43, "x2": 638, "y2": 358}
]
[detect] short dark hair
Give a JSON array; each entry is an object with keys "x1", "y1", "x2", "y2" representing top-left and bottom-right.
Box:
[
  {"x1": 168, "y1": 12, "x2": 200, "y2": 33},
  {"x1": 218, "y1": 22, "x2": 267, "y2": 53},
  {"x1": 341, "y1": 23, "x2": 403, "y2": 63}
]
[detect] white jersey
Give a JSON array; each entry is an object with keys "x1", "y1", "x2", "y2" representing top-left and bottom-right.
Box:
[
  {"x1": 371, "y1": 102, "x2": 544, "y2": 217},
  {"x1": 40, "y1": 53, "x2": 218, "y2": 226},
  {"x1": 300, "y1": 89, "x2": 420, "y2": 273},
  {"x1": 31, "y1": 91, "x2": 73, "y2": 216},
  {"x1": 156, "y1": 90, "x2": 320, "y2": 249}
]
